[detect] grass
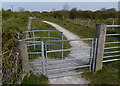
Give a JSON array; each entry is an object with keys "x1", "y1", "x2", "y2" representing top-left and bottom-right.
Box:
[
  {"x1": 46, "y1": 19, "x2": 96, "y2": 38},
  {"x1": 46, "y1": 18, "x2": 118, "y2": 38},
  {"x1": 46, "y1": 18, "x2": 120, "y2": 84},
  {"x1": 21, "y1": 73, "x2": 49, "y2": 84},
  {"x1": 82, "y1": 61, "x2": 120, "y2": 84},
  {"x1": 27, "y1": 19, "x2": 70, "y2": 60}
]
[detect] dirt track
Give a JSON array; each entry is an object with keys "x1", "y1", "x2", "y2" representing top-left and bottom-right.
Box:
[{"x1": 43, "y1": 21, "x2": 90, "y2": 84}]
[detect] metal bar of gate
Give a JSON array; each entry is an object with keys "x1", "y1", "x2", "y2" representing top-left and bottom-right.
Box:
[
  {"x1": 107, "y1": 25, "x2": 120, "y2": 27},
  {"x1": 48, "y1": 31, "x2": 50, "y2": 50},
  {"x1": 105, "y1": 42, "x2": 120, "y2": 44},
  {"x1": 45, "y1": 38, "x2": 93, "y2": 42},
  {"x1": 23, "y1": 30, "x2": 62, "y2": 33},
  {"x1": 61, "y1": 32, "x2": 64, "y2": 58},
  {"x1": 41, "y1": 41, "x2": 45, "y2": 75},
  {"x1": 89, "y1": 38, "x2": 94, "y2": 72},
  {"x1": 45, "y1": 43, "x2": 48, "y2": 76},
  {"x1": 47, "y1": 47, "x2": 92, "y2": 53},
  {"x1": 103, "y1": 59, "x2": 120, "y2": 63},
  {"x1": 92, "y1": 38, "x2": 98, "y2": 71},
  {"x1": 33, "y1": 31, "x2": 36, "y2": 49}
]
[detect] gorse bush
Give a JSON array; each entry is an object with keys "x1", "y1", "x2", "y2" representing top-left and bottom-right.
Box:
[{"x1": 2, "y1": 9, "x2": 30, "y2": 84}]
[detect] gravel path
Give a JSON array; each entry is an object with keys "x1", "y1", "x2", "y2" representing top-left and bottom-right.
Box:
[{"x1": 43, "y1": 21, "x2": 90, "y2": 84}]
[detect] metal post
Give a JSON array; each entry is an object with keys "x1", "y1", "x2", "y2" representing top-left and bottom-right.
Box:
[
  {"x1": 95, "y1": 24, "x2": 107, "y2": 71},
  {"x1": 89, "y1": 38, "x2": 94, "y2": 72},
  {"x1": 48, "y1": 31, "x2": 50, "y2": 50},
  {"x1": 33, "y1": 31, "x2": 36, "y2": 49},
  {"x1": 61, "y1": 32, "x2": 64, "y2": 58},
  {"x1": 92, "y1": 38, "x2": 98, "y2": 71},
  {"x1": 41, "y1": 41, "x2": 45, "y2": 75},
  {"x1": 45, "y1": 43, "x2": 48, "y2": 76}
]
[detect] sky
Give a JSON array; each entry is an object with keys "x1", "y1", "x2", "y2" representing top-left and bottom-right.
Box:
[
  {"x1": 2, "y1": 2, "x2": 119, "y2": 12},
  {"x1": 1, "y1": 0, "x2": 120, "y2": 2}
]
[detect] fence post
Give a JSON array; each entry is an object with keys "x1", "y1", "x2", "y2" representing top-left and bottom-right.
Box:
[
  {"x1": 95, "y1": 24, "x2": 107, "y2": 71},
  {"x1": 28, "y1": 17, "x2": 32, "y2": 30},
  {"x1": 18, "y1": 41, "x2": 30, "y2": 75},
  {"x1": 26, "y1": 17, "x2": 32, "y2": 38}
]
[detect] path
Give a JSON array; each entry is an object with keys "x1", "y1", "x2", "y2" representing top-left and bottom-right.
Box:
[{"x1": 43, "y1": 21, "x2": 90, "y2": 84}]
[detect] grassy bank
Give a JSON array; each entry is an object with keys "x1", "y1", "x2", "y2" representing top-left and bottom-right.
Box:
[{"x1": 47, "y1": 18, "x2": 120, "y2": 84}]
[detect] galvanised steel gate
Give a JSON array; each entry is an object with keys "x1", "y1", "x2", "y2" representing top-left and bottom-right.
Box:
[
  {"x1": 17, "y1": 30, "x2": 64, "y2": 76},
  {"x1": 103, "y1": 25, "x2": 120, "y2": 63},
  {"x1": 44, "y1": 38, "x2": 97, "y2": 78},
  {"x1": 17, "y1": 25, "x2": 120, "y2": 79},
  {"x1": 27, "y1": 38, "x2": 97, "y2": 78},
  {"x1": 17, "y1": 30, "x2": 97, "y2": 78}
]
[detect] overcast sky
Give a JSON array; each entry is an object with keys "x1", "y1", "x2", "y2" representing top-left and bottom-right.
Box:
[
  {"x1": 1, "y1": 0, "x2": 120, "y2": 2},
  {"x1": 2, "y1": 2, "x2": 119, "y2": 12}
]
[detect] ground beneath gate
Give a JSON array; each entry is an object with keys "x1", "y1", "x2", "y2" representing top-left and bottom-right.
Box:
[{"x1": 42, "y1": 21, "x2": 90, "y2": 84}]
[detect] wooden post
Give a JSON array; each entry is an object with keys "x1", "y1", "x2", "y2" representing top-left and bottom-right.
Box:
[
  {"x1": 26, "y1": 17, "x2": 32, "y2": 38},
  {"x1": 28, "y1": 17, "x2": 32, "y2": 30},
  {"x1": 95, "y1": 24, "x2": 107, "y2": 71},
  {"x1": 18, "y1": 41, "x2": 30, "y2": 75}
]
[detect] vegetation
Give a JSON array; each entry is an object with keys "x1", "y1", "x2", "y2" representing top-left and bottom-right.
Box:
[
  {"x1": 35, "y1": 8, "x2": 118, "y2": 20},
  {"x1": 83, "y1": 61, "x2": 120, "y2": 84},
  {"x1": 2, "y1": 9, "x2": 30, "y2": 84},
  {"x1": 21, "y1": 73, "x2": 49, "y2": 84}
]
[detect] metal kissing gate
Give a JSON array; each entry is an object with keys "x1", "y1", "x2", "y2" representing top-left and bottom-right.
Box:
[
  {"x1": 28, "y1": 38, "x2": 96, "y2": 78},
  {"x1": 17, "y1": 24, "x2": 120, "y2": 79},
  {"x1": 17, "y1": 30, "x2": 97, "y2": 78}
]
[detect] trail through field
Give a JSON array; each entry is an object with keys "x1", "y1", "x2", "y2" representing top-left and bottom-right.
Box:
[{"x1": 42, "y1": 21, "x2": 90, "y2": 84}]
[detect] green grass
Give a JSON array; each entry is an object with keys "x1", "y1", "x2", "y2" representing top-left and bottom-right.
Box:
[
  {"x1": 82, "y1": 61, "x2": 120, "y2": 84},
  {"x1": 28, "y1": 19, "x2": 70, "y2": 60},
  {"x1": 46, "y1": 19, "x2": 96, "y2": 38},
  {"x1": 2, "y1": 11, "x2": 29, "y2": 84},
  {"x1": 46, "y1": 18, "x2": 118, "y2": 38},
  {"x1": 46, "y1": 18, "x2": 120, "y2": 84},
  {"x1": 21, "y1": 73, "x2": 49, "y2": 84}
]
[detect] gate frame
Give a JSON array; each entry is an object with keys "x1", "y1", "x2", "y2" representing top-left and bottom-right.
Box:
[{"x1": 43, "y1": 38, "x2": 96, "y2": 78}]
